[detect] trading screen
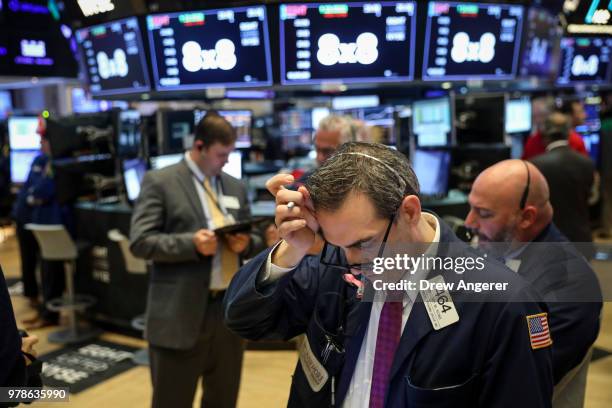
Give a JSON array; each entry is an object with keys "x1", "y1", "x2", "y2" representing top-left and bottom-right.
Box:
[
  {"x1": 147, "y1": 6, "x2": 272, "y2": 90},
  {"x1": 423, "y1": 2, "x2": 524, "y2": 80},
  {"x1": 76, "y1": 17, "x2": 151, "y2": 96},
  {"x1": 557, "y1": 37, "x2": 612, "y2": 85},
  {"x1": 280, "y1": 2, "x2": 417, "y2": 84}
]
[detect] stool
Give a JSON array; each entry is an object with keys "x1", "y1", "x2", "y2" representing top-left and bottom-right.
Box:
[
  {"x1": 25, "y1": 224, "x2": 101, "y2": 344},
  {"x1": 108, "y1": 229, "x2": 149, "y2": 366}
]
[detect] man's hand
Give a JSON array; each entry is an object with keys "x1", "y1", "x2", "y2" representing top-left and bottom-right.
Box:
[
  {"x1": 21, "y1": 335, "x2": 39, "y2": 366},
  {"x1": 265, "y1": 224, "x2": 281, "y2": 247},
  {"x1": 193, "y1": 229, "x2": 218, "y2": 256},
  {"x1": 226, "y1": 233, "x2": 250, "y2": 254},
  {"x1": 265, "y1": 174, "x2": 319, "y2": 267}
]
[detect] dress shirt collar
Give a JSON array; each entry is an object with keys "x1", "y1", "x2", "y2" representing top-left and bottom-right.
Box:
[{"x1": 546, "y1": 140, "x2": 569, "y2": 152}]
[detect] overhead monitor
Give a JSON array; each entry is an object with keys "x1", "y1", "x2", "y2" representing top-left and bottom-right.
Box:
[
  {"x1": 411, "y1": 97, "x2": 452, "y2": 147},
  {"x1": 556, "y1": 37, "x2": 612, "y2": 85},
  {"x1": 279, "y1": 2, "x2": 417, "y2": 84},
  {"x1": 150, "y1": 153, "x2": 183, "y2": 170},
  {"x1": 146, "y1": 6, "x2": 273, "y2": 91},
  {"x1": 8, "y1": 116, "x2": 40, "y2": 150},
  {"x1": 412, "y1": 149, "x2": 451, "y2": 197},
  {"x1": 423, "y1": 2, "x2": 524, "y2": 81},
  {"x1": 10, "y1": 150, "x2": 38, "y2": 184},
  {"x1": 122, "y1": 158, "x2": 147, "y2": 202},
  {"x1": 505, "y1": 97, "x2": 532, "y2": 134},
  {"x1": 519, "y1": 7, "x2": 561, "y2": 78},
  {"x1": 4, "y1": 29, "x2": 77, "y2": 78},
  {"x1": 562, "y1": 0, "x2": 612, "y2": 35},
  {"x1": 76, "y1": 17, "x2": 151, "y2": 96},
  {"x1": 117, "y1": 110, "x2": 142, "y2": 157}
]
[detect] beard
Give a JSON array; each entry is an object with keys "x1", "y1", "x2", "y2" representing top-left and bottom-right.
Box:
[{"x1": 472, "y1": 226, "x2": 516, "y2": 259}]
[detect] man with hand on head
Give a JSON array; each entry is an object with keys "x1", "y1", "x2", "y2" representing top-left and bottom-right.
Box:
[
  {"x1": 130, "y1": 111, "x2": 263, "y2": 408},
  {"x1": 466, "y1": 159, "x2": 602, "y2": 406},
  {"x1": 224, "y1": 142, "x2": 553, "y2": 407}
]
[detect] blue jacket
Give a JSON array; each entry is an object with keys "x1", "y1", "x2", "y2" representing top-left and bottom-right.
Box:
[
  {"x1": 12, "y1": 154, "x2": 73, "y2": 231},
  {"x1": 515, "y1": 223, "x2": 602, "y2": 384},
  {"x1": 224, "y1": 217, "x2": 554, "y2": 407},
  {"x1": 0, "y1": 266, "x2": 26, "y2": 387}
]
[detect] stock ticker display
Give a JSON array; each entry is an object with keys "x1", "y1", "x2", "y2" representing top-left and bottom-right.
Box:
[
  {"x1": 280, "y1": 2, "x2": 417, "y2": 84},
  {"x1": 423, "y1": 2, "x2": 524, "y2": 81},
  {"x1": 146, "y1": 6, "x2": 272, "y2": 90},
  {"x1": 76, "y1": 17, "x2": 151, "y2": 96}
]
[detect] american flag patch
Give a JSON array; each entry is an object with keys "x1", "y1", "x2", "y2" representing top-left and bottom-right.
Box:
[{"x1": 526, "y1": 313, "x2": 552, "y2": 350}]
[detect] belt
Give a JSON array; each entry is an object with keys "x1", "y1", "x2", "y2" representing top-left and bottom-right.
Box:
[{"x1": 208, "y1": 289, "x2": 226, "y2": 301}]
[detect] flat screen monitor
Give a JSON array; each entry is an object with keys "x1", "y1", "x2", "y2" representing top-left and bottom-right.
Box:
[
  {"x1": 10, "y1": 150, "x2": 38, "y2": 184},
  {"x1": 224, "y1": 151, "x2": 242, "y2": 179},
  {"x1": 412, "y1": 97, "x2": 452, "y2": 147},
  {"x1": 279, "y1": 2, "x2": 417, "y2": 84},
  {"x1": 556, "y1": 37, "x2": 612, "y2": 85},
  {"x1": 122, "y1": 158, "x2": 147, "y2": 202},
  {"x1": 76, "y1": 17, "x2": 151, "y2": 96},
  {"x1": 146, "y1": 6, "x2": 272, "y2": 91},
  {"x1": 0, "y1": 91, "x2": 12, "y2": 119},
  {"x1": 455, "y1": 94, "x2": 505, "y2": 144},
  {"x1": 5, "y1": 30, "x2": 76, "y2": 78},
  {"x1": 117, "y1": 110, "x2": 142, "y2": 157},
  {"x1": 423, "y1": 2, "x2": 524, "y2": 81},
  {"x1": 505, "y1": 97, "x2": 532, "y2": 134},
  {"x1": 150, "y1": 153, "x2": 183, "y2": 170},
  {"x1": 157, "y1": 110, "x2": 195, "y2": 154},
  {"x1": 412, "y1": 149, "x2": 451, "y2": 197},
  {"x1": 8, "y1": 116, "x2": 40, "y2": 150},
  {"x1": 194, "y1": 110, "x2": 252, "y2": 148},
  {"x1": 519, "y1": 7, "x2": 561, "y2": 78}
]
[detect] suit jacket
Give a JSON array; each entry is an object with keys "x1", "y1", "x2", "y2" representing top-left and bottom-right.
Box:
[
  {"x1": 224, "y1": 217, "x2": 554, "y2": 407},
  {"x1": 0, "y1": 266, "x2": 26, "y2": 388},
  {"x1": 130, "y1": 159, "x2": 262, "y2": 350},
  {"x1": 515, "y1": 223, "x2": 602, "y2": 384},
  {"x1": 530, "y1": 146, "x2": 594, "y2": 244}
]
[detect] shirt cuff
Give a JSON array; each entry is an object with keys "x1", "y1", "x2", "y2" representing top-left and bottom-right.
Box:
[{"x1": 258, "y1": 241, "x2": 297, "y2": 284}]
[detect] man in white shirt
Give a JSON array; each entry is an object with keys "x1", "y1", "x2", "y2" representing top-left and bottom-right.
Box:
[
  {"x1": 224, "y1": 142, "x2": 554, "y2": 407},
  {"x1": 131, "y1": 112, "x2": 262, "y2": 408}
]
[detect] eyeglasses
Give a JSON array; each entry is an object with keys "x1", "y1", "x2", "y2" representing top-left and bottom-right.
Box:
[{"x1": 319, "y1": 215, "x2": 395, "y2": 273}]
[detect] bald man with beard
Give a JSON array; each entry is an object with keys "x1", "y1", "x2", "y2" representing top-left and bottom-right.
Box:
[{"x1": 466, "y1": 159, "x2": 602, "y2": 407}]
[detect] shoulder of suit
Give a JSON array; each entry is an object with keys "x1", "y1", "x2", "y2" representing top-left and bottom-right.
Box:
[{"x1": 221, "y1": 172, "x2": 244, "y2": 186}]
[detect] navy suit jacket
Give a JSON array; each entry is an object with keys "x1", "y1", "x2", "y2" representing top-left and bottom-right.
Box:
[
  {"x1": 0, "y1": 266, "x2": 26, "y2": 388},
  {"x1": 515, "y1": 223, "x2": 602, "y2": 384},
  {"x1": 224, "y1": 217, "x2": 553, "y2": 407}
]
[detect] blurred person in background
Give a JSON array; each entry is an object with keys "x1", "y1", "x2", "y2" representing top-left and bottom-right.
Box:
[
  {"x1": 530, "y1": 112, "x2": 596, "y2": 258},
  {"x1": 12, "y1": 115, "x2": 69, "y2": 330},
  {"x1": 523, "y1": 98, "x2": 587, "y2": 160},
  {"x1": 599, "y1": 93, "x2": 612, "y2": 238}
]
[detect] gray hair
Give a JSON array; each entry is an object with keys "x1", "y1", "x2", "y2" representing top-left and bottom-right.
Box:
[
  {"x1": 316, "y1": 115, "x2": 354, "y2": 143},
  {"x1": 305, "y1": 142, "x2": 420, "y2": 220}
]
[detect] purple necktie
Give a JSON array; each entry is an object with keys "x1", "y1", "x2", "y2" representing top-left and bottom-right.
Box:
[{"x1": 369, "y1": 300, "x2": 403, "y2": 408}]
